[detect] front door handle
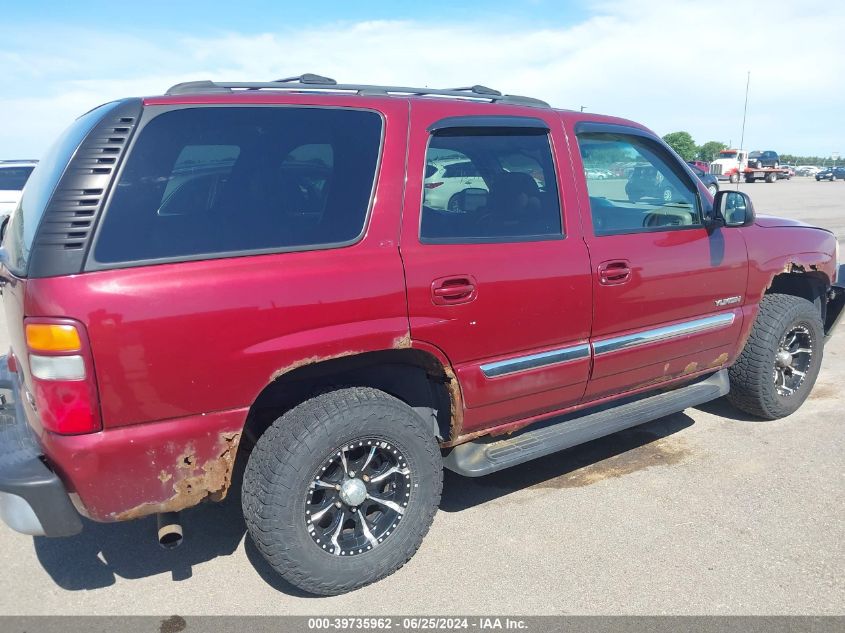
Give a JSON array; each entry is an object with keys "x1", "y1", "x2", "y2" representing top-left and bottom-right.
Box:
[
  {"x1": 598, "y1": 260, "x2": 632, "y2": 286},
  {"x1": 431, "y1": 275, "x2": 478, "y2": 305}
]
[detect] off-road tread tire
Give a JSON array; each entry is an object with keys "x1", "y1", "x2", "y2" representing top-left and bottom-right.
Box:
[
  {"x1": 727, "y1": 293, "x2": 823, "y2": 419},
  {"x1": 242, "y1": 387, "x2": 442, "y2": 596}
]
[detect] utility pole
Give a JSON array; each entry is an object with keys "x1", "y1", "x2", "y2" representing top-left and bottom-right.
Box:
[
  {"x1": 580, "y1": 105, "x2": 586, "y2": 112},
  {"x1": 739, "y1": 71, "x2": 750, "y2": 151}
]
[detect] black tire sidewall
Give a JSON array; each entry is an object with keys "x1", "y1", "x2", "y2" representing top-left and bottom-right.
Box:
[
  {"x1": 732, "y1": 296, "x2": 824, "y2": 419},
  {"x1": 764, "y1": 308, "x2": 824, "y2": 417},
  {"x1": 243, "y1": 389, "x2": 442, "y2": 595}
]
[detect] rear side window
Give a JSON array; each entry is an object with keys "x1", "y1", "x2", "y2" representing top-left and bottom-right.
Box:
[
  {"x1": 420, "y1": 129, "x2": 562, "y2": 242},
  {"x1": 93, "y1": 107, "x2": 382, "y2": 265}
]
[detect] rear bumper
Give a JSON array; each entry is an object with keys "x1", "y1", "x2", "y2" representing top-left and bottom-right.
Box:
[
  {"x1": 0, "y1": 358, "x2": 82, "y2": 537},
  {"x1": 825, "y1": 264, "x2": 845, "y2": 341}
]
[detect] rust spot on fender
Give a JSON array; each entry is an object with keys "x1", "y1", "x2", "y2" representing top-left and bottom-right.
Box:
[
  {"x1": 710, "y1": 353, "x2": 729, "y2": 367},
  {"x1": 683, "y1": 361, "x2": 699, "y2": 374},
  {"x1": 393, "y1": 331, "x2": 412, "y2": 349},
  {"x1": 441, "y1": 364, "x2": 465, "y2": 444},
  {"x1": 268, "y1": 352, "x2": 360, "y2": 383},
  {"x1": 114, "y1": 432, "x2": 241, "y2": 521}
]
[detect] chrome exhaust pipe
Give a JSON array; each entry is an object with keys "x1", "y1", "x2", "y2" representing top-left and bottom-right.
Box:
[{"x1": 156, "y1": 512, "x2": 183, "y2": 549}]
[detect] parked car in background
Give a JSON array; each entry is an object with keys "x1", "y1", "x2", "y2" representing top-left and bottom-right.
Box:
[
  {"x1": 424, "y1": 158, "x2": 488, "y2": 211},
  {"x1": 796, "y1": 165, "x2": 821, "y2": 176},
  {"x1": 777, "y1": 165, "x2": 795, "y2": 179},
  {"x1": 748, "y1": 150, "x2": 779, "y2": 168},
  {"x1": 689, "y1": 164, "x2": 719, "y2": 196},
  {"x1": 585, "y1": 168, "x2": 610, "y2": 179},
  {"x1": 0, "y1": 160, "x2": 37, "y2": 222},
  {"x1": 815, "y1": 167, "x2": 845, "y2": 181},
  {"x1": 0, "y1": 76, "x2": 842, "y2": 597}
]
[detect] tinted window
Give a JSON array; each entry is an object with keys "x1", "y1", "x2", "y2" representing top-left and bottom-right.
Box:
[
  {"x1": 94, "y1": 107, "x2": 381, "y2": 264},
  {"x1": 2, "y1": 102, "x2": 120, "y2": 276},
  {"x1": 578, "y1": 132, "x2": 701, "y2": 236},
  {"x1": 0, "y1": 166, "x2": 35, "y2": 191},
  {"x1": 420, "y1": 129, "x2": 562, "y2": 242}
]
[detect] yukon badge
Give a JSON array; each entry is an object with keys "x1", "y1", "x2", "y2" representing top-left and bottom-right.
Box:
[{"x1": 715, "y1": 296, "x2": 742, "y2": 307}]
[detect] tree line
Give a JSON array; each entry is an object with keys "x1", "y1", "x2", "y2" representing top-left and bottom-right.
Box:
[{"x1": 661, "y1": 131, "x2": 837, "y2": 166}]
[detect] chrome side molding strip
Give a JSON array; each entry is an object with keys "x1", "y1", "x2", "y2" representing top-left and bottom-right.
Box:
[
  {"x1": 480, "y1": 313, "x2": 735, "y2": 379},
  {"x1": 593, "y1": 312, "x2": 736, "y2": 356},
  {"x1": 480, "y1": 343, "x2": 590, "y2": 378}
]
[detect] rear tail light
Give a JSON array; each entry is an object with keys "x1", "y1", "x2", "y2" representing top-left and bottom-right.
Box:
[
  {"x1": 23, "y1": 319, "x2": 101, "y2": 435},
  {"x1": 424, "y1": 182, "x2": 444, "y2": 189}
]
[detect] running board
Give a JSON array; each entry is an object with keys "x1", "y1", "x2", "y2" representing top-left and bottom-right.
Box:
[{"x1": 444, "y1": 370, "x2": 729, "y2": 477}]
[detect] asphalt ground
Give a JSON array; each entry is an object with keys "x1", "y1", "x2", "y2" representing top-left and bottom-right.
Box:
[{"x1": 0, "y1": 176, "x2": 842, "y2": 615}]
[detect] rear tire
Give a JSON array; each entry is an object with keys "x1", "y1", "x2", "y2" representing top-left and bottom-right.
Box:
[
  {"x1": 728, "y1": 294, "x2": 824, "y2": 419},
  {"x1": 242, "y1": 387, "x2": 442, "y2": 595},
  {"x1": 766, "y1": 171, "x2": 777, "y2": 183}
]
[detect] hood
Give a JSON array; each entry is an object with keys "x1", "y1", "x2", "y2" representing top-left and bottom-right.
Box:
[{"x1": 755, "y1": 215, "x2": 818, "y2": 229}]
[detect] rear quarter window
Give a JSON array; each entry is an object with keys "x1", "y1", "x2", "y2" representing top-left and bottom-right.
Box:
[
  {"x1": 92, "y1": 106, "x2": 382, "y2": 266},
  {"x1": 2, "y1": 102, "x2": 120, "y2": 276}
]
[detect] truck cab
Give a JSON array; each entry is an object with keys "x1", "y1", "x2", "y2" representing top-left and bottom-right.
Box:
[{"x1": 710, "y1": 148, "x2": 748, "y2": 183}]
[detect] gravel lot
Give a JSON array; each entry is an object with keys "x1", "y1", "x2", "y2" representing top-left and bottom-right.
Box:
[{"x1": 0, "y1": 176, "x2": 842, "y2": 615}]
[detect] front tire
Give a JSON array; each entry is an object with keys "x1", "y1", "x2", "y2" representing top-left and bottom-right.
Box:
[
  {"x1": 730, "y1": 173, "x2": 739, "y2": 184},
  {"x1": 242, "y1": 387, "x2": 443, "y2": 595},
  {"x1": 728, "y1": 294, "x2": 824, "y2": 419},
  {"x1": 707, "y1": 183, "x2": 719, "y2": 197}
]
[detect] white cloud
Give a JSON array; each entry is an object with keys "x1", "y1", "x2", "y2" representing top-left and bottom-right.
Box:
[{"x1": 2, "y1": 0, "x2": 843, "y2": 158}]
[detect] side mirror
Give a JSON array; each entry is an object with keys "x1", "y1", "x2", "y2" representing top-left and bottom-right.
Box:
[{"x1": 713, "y1": 190, "x2": 755, "y2": 227}]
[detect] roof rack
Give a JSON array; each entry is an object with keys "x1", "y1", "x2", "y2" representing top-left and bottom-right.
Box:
[{"x1": 165, "y1": 76, "x2": 550, "y2": 108}]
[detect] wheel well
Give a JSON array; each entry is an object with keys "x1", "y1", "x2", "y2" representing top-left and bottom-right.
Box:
[
  {"x1": 766, "y1": 270, "x2": 829, "y2": 320},
  {"x1": 242, "y1": 349, "x2": 454, "y2": 449}
]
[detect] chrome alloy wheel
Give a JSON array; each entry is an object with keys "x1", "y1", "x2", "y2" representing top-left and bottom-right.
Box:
[
  {"x1": 305, "y1": 439, "x2": 411, "y2": 556},
  {"x1": 773, "y1": 325, "x2": 814, "y2": 397}
]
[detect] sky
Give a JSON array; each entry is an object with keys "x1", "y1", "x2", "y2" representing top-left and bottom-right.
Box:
[{"x1": 2, "y1": 0, "x2": 843, "y2": 159}]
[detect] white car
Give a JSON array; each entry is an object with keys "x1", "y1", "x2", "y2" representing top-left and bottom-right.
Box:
[
  {"x1": 585, "y1": 168, "x2": 609, "y2": 180},
  {"x1": 0, "y1": 160, "x2": 37, "y2": 221},
  {"x1": 796, "y1": 165, "x2": 821, "y2": 177},
  {"x1": 423, "y1": 159, "x2": 488, "y2": 211}
]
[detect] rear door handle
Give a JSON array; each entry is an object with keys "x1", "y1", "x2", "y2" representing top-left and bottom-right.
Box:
[
  {"x1": 598, "y1": 260, "x2": 632, "y2": 286},
  {"x1": 431, "y1": 275, "x2": 478, "y2": 305}
]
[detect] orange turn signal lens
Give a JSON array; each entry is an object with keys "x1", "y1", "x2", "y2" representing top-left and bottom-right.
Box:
[{"x1": 25, "y1": 324, "x2": 81, "y2": 352}]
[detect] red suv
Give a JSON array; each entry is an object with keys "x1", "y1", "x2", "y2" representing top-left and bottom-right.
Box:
[{"x1": 1, "y1": 75, "x2": 843, "y2": 595}]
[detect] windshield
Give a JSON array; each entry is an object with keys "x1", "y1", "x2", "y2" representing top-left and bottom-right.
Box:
[
  {"x1": 749, "y1": 151, "x2": 762, "y2": 158},
  {"x1": 0, "y1": 166, "x2": 35, "y2": 191},
  {"x1": 718, "y1": 152, "x2": 737, "y2": 159},
  {"x1": 2, "y1": 102, "x2": 117, "y2": 276}
]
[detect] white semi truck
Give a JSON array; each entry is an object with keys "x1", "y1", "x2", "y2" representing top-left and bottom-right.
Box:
[{"x1": 709, "y1": 149, "x2": 748, "y2": 183}]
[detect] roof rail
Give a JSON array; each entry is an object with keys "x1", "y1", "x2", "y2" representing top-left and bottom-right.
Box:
[{"x1": 164, "y1": 78, "x2": 550, "y2": 108}]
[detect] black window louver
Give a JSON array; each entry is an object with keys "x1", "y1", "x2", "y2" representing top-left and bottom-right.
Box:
[{"x1": 28, "y1": 98, "x2": 143, "y2": 277}]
